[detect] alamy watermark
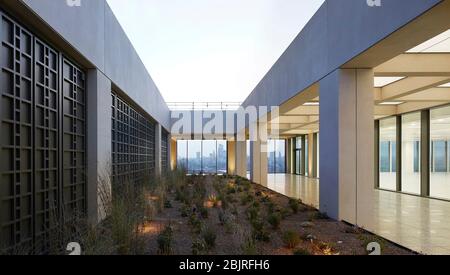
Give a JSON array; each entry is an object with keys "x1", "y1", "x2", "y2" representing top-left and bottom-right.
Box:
[
  {"x1": 66, "y1": 0, "x2": 81, "y2": 7},
  {"x1": 367, "y1": 0, "x2": 382, "y2": 7}
]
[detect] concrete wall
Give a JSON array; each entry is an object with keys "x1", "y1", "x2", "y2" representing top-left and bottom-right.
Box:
[
  {"x1": 242, "y1": 0, "x2": 442, "y2": 117},
  {"x1": 15, "y1": 0, "x2": 171, "y2": 129}
]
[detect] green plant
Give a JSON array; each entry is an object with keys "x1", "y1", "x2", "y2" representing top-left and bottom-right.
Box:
[
  {"x1": 288, "y1": 199, "x2": 300, "y2": 214},
  {"x1": 267, "y1": 213, "x2": 281, "y2": 229},
  {"x1": 251, "y1": 219, "x2": 270, "y2": 242},
  {"x1": 241, "y1": 237, "x2": 258, "y2": 255},
  {"x1": 202, "y1": 227, "x2": 217, "y2": 249},
  {"x1": 246, "y1": 206, "x2": 259, "y2": 221},
  {"x1": 192, "y1": 238, "x2": 207, "y2": 255},
  {"x1": 189, "y1": 214, "x2": 203, "y2": 234},
  {"x1": 157, "y1": 225, "x2": 173, "y2": 255},
  {"x1": 164, "y1": 200, "x2": 173, "y2": 209},
  {"x1": 282, "y1": 231, "x2": 300, "y2": 249},
  {"x1": 180, "y1": 205, "x2": 190, "y2": 218},
  {"x1": 293, "y1": 248, "x2": 311, "y2": 255},
  {"x1": 240, "y1": 194, "x2": 254, "y2": 206},
  {"x1": 199, "y1": 206, "x2": 209, "y2": 219},
  {"x1": 309, "y1": 211, "x2": 329, "y2": 221}
]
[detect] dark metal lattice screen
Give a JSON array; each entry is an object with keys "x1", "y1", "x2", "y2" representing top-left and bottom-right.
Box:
[
  {"x1": 111, "y1": 92, "x2": 155, "y2": 184},
  {"x1": 161, "y1": 130, "x2": 168, "y2": 172},
  {"x1": 0, "y1": 12, "x2": 86, "y2": 253}
]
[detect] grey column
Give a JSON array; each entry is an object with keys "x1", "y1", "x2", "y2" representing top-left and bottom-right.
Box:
[
  {"x1": 86, "y1": 69, "x2": 112, "y2": 224},
  {"x1": 319, "y1": 69, "x2": 374, "y2": 226}
]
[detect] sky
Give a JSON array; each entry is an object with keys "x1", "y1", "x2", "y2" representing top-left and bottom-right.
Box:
[{"x1": 106, "y1": 0, "x2": 325, "y2": 103}]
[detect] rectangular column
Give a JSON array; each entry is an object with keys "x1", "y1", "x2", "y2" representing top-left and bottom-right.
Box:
[
  {"x1": 235, "y1": 140, "x2": 247, "y2": 178},
  {"x1": 319, "y1": 69, "x2": 374, "y2": 225},
  {"x1": 227, "y1": 140, "x2": 236, "y2": 175},
  {"x1": 250, "y1": 140, "x2": 268, "y2": 186},
  {"x1": 86, "y1": 69, "x2": 112, "y2": 224}
]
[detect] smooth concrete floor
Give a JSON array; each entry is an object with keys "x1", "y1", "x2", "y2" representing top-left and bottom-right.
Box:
[{"x1": 266, "y1": 174, "x2": 450, "y2": 255}]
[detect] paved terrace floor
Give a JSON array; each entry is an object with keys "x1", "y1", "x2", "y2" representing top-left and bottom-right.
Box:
[{"x1": 266, "y1": 174, "x2": 450, "y2": 255}]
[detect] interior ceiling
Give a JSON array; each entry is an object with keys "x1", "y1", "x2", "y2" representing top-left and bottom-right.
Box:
[{"x1": 272, "y1": 27, "x2": 450, "y2": 139}]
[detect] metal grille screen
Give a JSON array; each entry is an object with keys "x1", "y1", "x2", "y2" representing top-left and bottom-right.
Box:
[
  {"x1": 111, "y1": 92, "x2": 156, "y2": 184},
  {"x1": 161, "y1": 130, "x2": 168, "y2": 172},
  {"x1": 0, "y1": 12, "x2": 86, "y2": 253}
]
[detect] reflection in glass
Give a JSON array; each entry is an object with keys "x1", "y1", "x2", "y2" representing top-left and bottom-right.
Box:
[
  {"x1": 401, "y1": 112, "x2": 421, "y2": 195},
  {"x1": 379, "y1": 118, "x2": 397, "y2": 191},
  {"x1": 188, "y1": 140, "x2": 202, "y2": 174},
  {"x1": 180, "y1": 140, "x2": 228, "y2": 175},
  {"x1": 430, "y1": 106, "x2": 450, "y2": 200},
  {"x1": 217, "y1": 141, "x2": 227, "y2": 174},
  {"x1": 177, "y1": 140, "x2": 188, "y2": 170},
  {"x1": 268, "y1": 140, "x2": 286, "y2": 174},
  {"x1": 202, "y1": 140, "x2": 217, "y2": 174}
]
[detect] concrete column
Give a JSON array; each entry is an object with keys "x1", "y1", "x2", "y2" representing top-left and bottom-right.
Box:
[
  {"x1": 227, "y1": 140, "x2": 236, "y2": 175},
  {"x1": 155, "y1": 123, "x2": 162, "y2": 176},
  {"x1": 319, "y1": 69, "x2": 374, "y2": 226},
  {"x1": 286, "y1": 138, "x2": 293, "y2": 174},
  {"x1": 250, "y1": 140, "x2": 268, "y2": 186},
  {"x1": 170, "y1": 138, "x2": 177, "y2": 171},
  {"x1": 307, "y1": 133, "x2": 314, "y2": 176},
  {"x1": 235, "y1": 140, "x2": 247, "y2": 178},
  {"x1": 86, "y1": 69, "x2": 112, "y2": 224}
]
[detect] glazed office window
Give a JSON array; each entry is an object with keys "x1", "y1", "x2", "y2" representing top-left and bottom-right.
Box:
[
  {"x1": 188, "y1": 140, "x2": 202, "y2": 174},
  {"x1": 430, "y1": 106, "x2": 450, "y2": 200},
  {"x1": 217, "y1": 140, "x2": 227, "y2": 174},
  {"x1": 267, "y1": 139, "x2": 286, "y2": 174},
  {"x1": 202, "y1": 140, "x2": 217, "y2": 174},
  {"x1": 401, "y1": 112, "x2": 421, "y2": 195},
  {"x1": 177, "y1": 140, "x2": 188, "y2": 170},
  {"x1": 379, "y1": 117, "x2": 397, "y2": 191}
]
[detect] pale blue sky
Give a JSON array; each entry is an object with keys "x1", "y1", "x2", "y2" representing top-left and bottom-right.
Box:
[{"x1": 106, "y1": 0, "x2": 324, "y2": 103}]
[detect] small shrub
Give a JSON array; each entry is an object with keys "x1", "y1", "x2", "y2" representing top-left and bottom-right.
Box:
[
  {"x1": 164, "y1": 200, "x2": 173, "y2": 209},
  {"x1": 288, "y1": 199, "x2": 300, "y2": 214},
  {"x1": 293, "y1": 248, "x2": 311, "y2": 255},
  {"x1": 251, "y1": 219, "x2": 270, "y2": 242},
  {"x1": 309, "y1": 211, "x2": 329, "y2": 221},
  {"x1": 282, "y1": 231, "x2": 300, "y2": 249},
  {"x1": 157, "y1": 226, "x2": 173, "y2": 255},
  {"x1": 241, "y1": 194, "x2": 254, "y2": 206},
  {"x1": 267, "y1": 213, "x2": 281, "y2": 229},
  {"x1": 246, "y1": 207, "x2": 259, "y2": 221},
  {"x1": 191, "y1": 238, "x2": 207, "y2": 255},
  {"x1": 202, "y1": 227, "x2": 217, "y2": 249},
  {"x1": 180, "y1": 205, "x2": 190, "y2": 218},
  {"x1": 199, "y1": 206, "x2": 209, "y2": 219},
  {"x1": 189, "y1": 215, "x2": 203, "y2": 234},
  {"x1": 241, "y1": 238, "x2": 258, "y2": 255}
]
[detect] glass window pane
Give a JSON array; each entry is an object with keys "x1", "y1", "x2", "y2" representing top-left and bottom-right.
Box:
[
  {"x1": 202, "y1": 140, "x2": 217, "y2": 174},
  {"x1": 268, "y1": 140, "x2": 276, "y2": 173},
  {"x1": 275, "y1": 140, "x2": 286, "y2": 173},
  {"x1": 379, "y1": 117, "x2": 397, "y2": 191},
  {"x1": 401, "y1": 112, "x2": 421, "y2": 195},
  {"x1": 188, "y1": 140, "x2": 202, "y2": 174},
  {"x1": 177, "y1": 140, "x2": 188, "y2": 170},
  {"x1": 430, "y1": 106, "x2": 450, "y2": 200},
  {"x1": 217, "y1": 140, "x2": 227, "y2": 174}
]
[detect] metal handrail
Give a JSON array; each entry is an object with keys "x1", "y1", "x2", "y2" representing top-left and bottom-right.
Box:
[{"x1": 167, "y1": 102, "x2": 242, "y2": 111}]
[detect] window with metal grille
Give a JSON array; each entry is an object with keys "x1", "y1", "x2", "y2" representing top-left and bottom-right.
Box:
[
  {"x1": 111, "y1": 92, "x2": 156, "y2": 184},
  {"x1": 0, "y1": 12, "x2": 86, "y2": 253}
]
